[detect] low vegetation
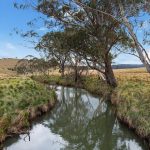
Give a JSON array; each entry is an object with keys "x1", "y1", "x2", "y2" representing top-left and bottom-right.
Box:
[
  {"x1": 0, "y1": 77, "x2": 56, "y2": 143},
  {"x1": 32, "y1": 75, "x2": 112, "y2": 97}
]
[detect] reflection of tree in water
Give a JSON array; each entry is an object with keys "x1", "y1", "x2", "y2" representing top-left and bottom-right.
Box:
[
  {"x1": 42, "y1": 86, "x2": 147, "y2": 150},
  {"x1": 2, "y1": 86, "x2": 148, "y2": 150}
]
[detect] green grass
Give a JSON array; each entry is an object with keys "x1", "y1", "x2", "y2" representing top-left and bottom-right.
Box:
[
  {"x1": 115, "y1": 79, "x2": 150, "y2": 138},
  {"x1": 0, "y1": 77, "x2": 56, "y2": 142},
  {"x1": 32, "y1": 75, "x2": 112, "y2": 96}
]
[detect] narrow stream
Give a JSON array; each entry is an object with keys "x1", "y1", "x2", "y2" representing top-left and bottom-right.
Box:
[{"x1": 3, "y1": 86, "x2": 148, "y2": 150}]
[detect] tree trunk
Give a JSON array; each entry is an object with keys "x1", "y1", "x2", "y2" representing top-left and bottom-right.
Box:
[
  {"x1": 74, "y1": 57, "x2": 79, "y2": 83},
  {"x1": 104, "y1": 59, "x2": 117, "y2": 88},
  {"x1": 74, "y1": 65, "x2": 78, "y2": 83},
  {"x1": 122, "y1": 16, "x2": 150, "y2": 72},
  {"x1": 119, "y1": 2, "x2": 150, "y2": 73},
  {"x1": 60, "y1": 64, "x2": 65, "y2": 77}
]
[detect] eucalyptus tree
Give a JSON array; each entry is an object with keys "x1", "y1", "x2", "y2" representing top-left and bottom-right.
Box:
[
  {"x1": 36, "y1": 31, "x2": 70, "y2": 77},
  {"x1": 15, "y1": 56, "x2": 58, "y2": 75},
  {"x1": 65, "y1": 28, "x2": 132, "y2": 87},
  {"x1": 15, "y1": 59, "x2": 29, "y2": 75},
  {"x1": 117, "y1": 0, "x2": 150, "y2": 72},
  {"x1": 36, "y1": 30, "x2": 85, "y2": 81},
  {"x1": 33, "y1": 0, "x2": 134, "y2": 87},
  {"x1": 67, "y1": 51, "x2": 85, "y2": 83},
  {"x1": 74, "y1": 0, "x2": 150, "y2": 72},
  {"x1": 14, "y1": 0, "x2": 137, "y2": 87}
]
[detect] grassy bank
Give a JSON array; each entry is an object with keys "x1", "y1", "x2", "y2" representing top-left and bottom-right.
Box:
[
  {"x1": 0, "y1": 77, "x2": 57, "y2": 143},
  {"x1": 32, "y1": 75, "x2": 112, "y2": 97},
  {"x1": 32, "y1": 71, "x2": 150, "y2": 146},
  {"x1": 114, "y1": 69, "x2": 150, "y2": 145},
  {"x1": 114, "y1": 79, "x2": 150, "y2": 143}
]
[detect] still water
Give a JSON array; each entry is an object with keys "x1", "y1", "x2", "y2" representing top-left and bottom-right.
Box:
[{"x1": 3, "y1": 86, "x2": 148, "y2": 150}]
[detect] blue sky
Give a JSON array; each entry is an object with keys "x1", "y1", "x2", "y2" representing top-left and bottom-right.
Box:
[
  {"x1": 0, "y1": 0, "x2": 149, "y2": 64},
  {"x1": 0, "y1": 0, "x2": 42, "y2": 59}
]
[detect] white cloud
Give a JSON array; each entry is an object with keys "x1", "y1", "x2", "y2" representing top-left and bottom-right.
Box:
[
  {"x1": 5, "y1": 42, "x2": 16, "y2": 50},
  {"x1": 38, "y1": 27, "x2": 48, "y2": 32},
  {"x1": 142, "y1": 20, "x2": 149, "y2": 29},
  {"x1": 0, "y1": 41, "x2": 40, "y2": 59}
]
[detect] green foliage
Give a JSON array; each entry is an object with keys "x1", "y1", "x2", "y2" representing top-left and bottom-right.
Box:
[
  {"x1": 14, "y1": 56, "x2": 58, "y2": 75},
  {"x1": 36, "y1": 31, "x2": 70, "y2": 76}
]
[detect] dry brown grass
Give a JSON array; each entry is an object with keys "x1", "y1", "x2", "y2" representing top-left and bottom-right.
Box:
[
  {"x1": 35, "y1": 67, "x2": 150, "y2": 82},
  {"x1": 0, "y1": 58, "x2": 148, "y2": 82},
  {"x1": 114, "y1": 68, "x2": 150, "y2": 82},
  {"x1": 114, "y1": 67, "x2": 146, "y2": 73}
]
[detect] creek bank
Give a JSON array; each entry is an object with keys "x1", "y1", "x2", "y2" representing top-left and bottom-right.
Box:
[
  {"x1": 112, "y1": 81, "x2": 150, "y2": 148},
  {"x1": 0, "y1": 78, "x2": 57, "y2": 144},
  {"x1": 31, "y1": 75, "x2": 150, "y2": 148}
]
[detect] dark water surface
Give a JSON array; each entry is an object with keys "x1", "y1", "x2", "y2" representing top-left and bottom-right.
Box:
[{"x1": 3, "y1": 86, "x2": 148, "y2": 150}]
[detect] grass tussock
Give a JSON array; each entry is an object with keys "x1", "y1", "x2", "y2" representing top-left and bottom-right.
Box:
[{"x1": 0, "y1": 77, "x2": 57, "y2": 142}]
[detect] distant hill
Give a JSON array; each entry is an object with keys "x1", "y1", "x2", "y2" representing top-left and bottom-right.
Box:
[{"x1": 112, "y1": 64, "x2": 144, "y2": 69}]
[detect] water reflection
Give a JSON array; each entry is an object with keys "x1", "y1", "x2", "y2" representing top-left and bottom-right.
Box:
[{"x1": 3, "y1": 86, "x2": 148, "y2": 150}]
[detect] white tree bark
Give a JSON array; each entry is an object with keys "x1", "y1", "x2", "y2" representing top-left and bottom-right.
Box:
[{"x1": 118, "y1": 2, "x2": 150, "y2": 72}]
